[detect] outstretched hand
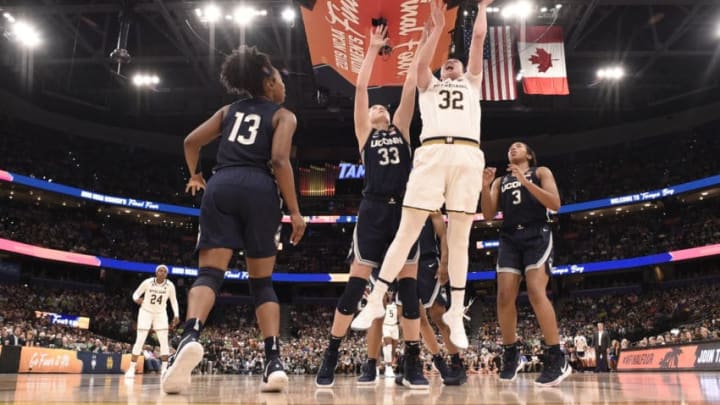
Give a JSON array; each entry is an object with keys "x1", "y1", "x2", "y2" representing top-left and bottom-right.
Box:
[
  {"x1": 369, "y1": 25, "x2": 389, "y2": 50},
  {"x1": 483, "y1": 167, "x2": 497, "y2": 188},
  {"x1": 430, "y1": 0, "x2": 447, "y2": 30}
]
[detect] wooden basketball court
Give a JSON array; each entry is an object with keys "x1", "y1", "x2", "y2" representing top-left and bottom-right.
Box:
[{"x1": 1, "y1": 372, "x2": 719, "y2": 404}]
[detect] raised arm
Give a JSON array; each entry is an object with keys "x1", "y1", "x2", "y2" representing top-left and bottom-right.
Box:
[
  {"x1": 354, "y1": 25, "x2": 388, "y2": 148},
  {"x1": 480, "y1": 167, "x2": 501, "y2": 221},
  {"x1": 271, "y1": 108, "x2": 306, "y2": 246},
  {"x1": 417, "y1": 0, "x2": 446, "y2": 91},
  {"x1": 466, "y1": 0, "x2": 494, "y2": 83},
  {"x1": 392, "y1": 21, "x2": 431, "y2": 140}
]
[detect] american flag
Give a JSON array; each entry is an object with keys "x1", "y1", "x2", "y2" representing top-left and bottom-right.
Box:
[{"x1": 481, "y1": 26, "x2": 517, "y2": 101}]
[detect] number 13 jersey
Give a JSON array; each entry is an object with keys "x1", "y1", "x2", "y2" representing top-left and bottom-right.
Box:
[
  {"x1": 214, "y1": 97, "x2": 282, "y2": 173},
  {"x1": 361, "y1": 126, "x2": 412, "y2": 198},
  {"x1": 418, "y1": 74, "x2": 482, "y2": 144}
]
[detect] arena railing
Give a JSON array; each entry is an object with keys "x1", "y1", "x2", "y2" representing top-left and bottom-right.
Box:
[
  {"x1": 2, "y1": 169, "x2": 719, "y2": 223},
  {"x1": 0, "y1": 237, "x2": 717, "y2": 283}
]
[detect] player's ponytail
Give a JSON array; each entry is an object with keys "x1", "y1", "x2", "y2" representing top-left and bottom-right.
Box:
[
  {"x1": 220, "y1": 45, "x2": 274, "y2": 97},
  {"x1": 523, "y1": 142, "x2": 538, "y2": 167}
]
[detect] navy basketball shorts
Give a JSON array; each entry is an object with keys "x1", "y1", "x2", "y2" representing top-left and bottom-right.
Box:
[
  {"x1": 196, "y1": 167, "x2": 282, "y2": 258},
  {"x1": 347, "y1": 198, "x2": 419, "y2": 268},
  {"x1": 496, "y1": 223, "x2": 554, "y2": 276},
  {"x1": 417, "y1": 256, "x2": 446, "y2": 308}
]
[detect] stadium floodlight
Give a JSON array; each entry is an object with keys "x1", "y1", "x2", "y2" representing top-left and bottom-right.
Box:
[
  {"x1": 132, "y1": 73, "x2": 160, "y2": 88},
  {"x1": 234, "y1": 6, "x2": 256, "y2": 26},
  {"x1": 281, "y1": 7, "x2": 296, "y2": 23},
  {"x1": 716, "y1": 22, "x2": 720, "y2": 38},
  {"x1": 12, "y1": 21, "x2": 41, "y2": 48},
  {"x1": 3, "y1": 12, "x2": 16, "y2": 23},
  {"x1": 597, "y1": 65, "x2": 625, "y2": 80},
  {"x1": 501, "y1": 1, "x2": 534, "y2": 20},
  {"x1": 196, "y1": 4, "x2": 221, "y2": 23},
  {"x1": 233, "y1": 6, "x2": 267, "y2": 26}
]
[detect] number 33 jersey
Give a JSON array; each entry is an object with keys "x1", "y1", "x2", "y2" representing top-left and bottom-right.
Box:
[
  {"x1": 133, "y1": 278, "x2": 178, "y2": 315},
  {"x1": 361, "y1": 126, "x2": 412, "y2": 198},
  {"x1": 418, "y1": 74, "x2": 482, "y2": 143}
]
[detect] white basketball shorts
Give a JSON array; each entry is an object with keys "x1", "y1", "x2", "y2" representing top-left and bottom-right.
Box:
[{"x1": 403, "y1": 144, "x2": 485, "y2": 214}]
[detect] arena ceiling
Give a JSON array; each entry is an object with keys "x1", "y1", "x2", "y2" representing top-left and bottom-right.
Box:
[{"x1": 0, "y1": 0, "x2": 718, "y2": 146}]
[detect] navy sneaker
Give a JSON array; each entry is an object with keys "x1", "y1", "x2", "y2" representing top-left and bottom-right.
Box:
[
  {"x1": 261, "y1": 357, "x2": 288, "y2": 392},
  {"x1": 357, "y1": 361, "x2": 377, "y2": 385},
  {"x1": 402, "y1": 354, "x2": 429, "y2": 390},
  {"x1": 535, "y1": 351, "x2": 572, "y2": 387},
  {"x1": 443, "y1": 357, "x2": 467, "y2": 386},
  {"x1": 315, "y1": 350, "x2": 338, "y2": 388},
  {"x1": 499, "y1": 346, "x2": 524, "y2": 382},
  {"x1": 433, "y1": 355, "x2": 450, "y2": 380}
]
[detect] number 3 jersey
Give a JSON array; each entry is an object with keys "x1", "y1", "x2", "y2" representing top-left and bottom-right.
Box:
[
  {"x1": 499, "y1": 167, "x2": 549, "y2": 229},
  {"x1": 132, "y1": 278, "x2": 179, "y2": 316},
  {"x1": 361, "y1": 125, "x2": 412, "y2": 198},
  {"x1": 214, "y1": 97, "x2": 282, "y2": 173},
  {"x1": 418, "y1": 73, "x2": 482, "y2": 143}
]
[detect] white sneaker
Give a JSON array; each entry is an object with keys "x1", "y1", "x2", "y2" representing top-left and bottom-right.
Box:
[
  {"x1": 385, "y1": 366, "x2": 395, "y2": 378},
  {"x1": 351, "y1": 298, "x2": 385, "y2": 331},
  {"x1": 442, "y1": 310, "x2": 468, "y2": 350},
  {"x1": 124, "y1": 367, "x2": 135, "y2": 379}
]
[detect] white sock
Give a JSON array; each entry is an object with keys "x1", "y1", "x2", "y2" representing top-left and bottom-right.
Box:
[
  {"x1": 383, "y1": 344, "x2": 392, "y2": 364},
  {"x1": 450, "y1": 290, "x2": 465, "y2": 313},
  {"x1": 128, "y1": 361, "x2": 136, "y2": 372},
  {"x1": 369, "y1": 283, "x2": 388, "y2": 304}
]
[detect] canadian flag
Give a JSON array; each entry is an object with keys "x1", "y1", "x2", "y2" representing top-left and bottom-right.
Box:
[{"x1": 518, "y1": 26, "x2": 570, "y2": 95}]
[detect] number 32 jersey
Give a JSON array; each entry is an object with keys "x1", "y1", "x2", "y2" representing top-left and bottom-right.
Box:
[
  {"x1": 133, "y1": 278, "x2": 179, "y2": 316},
  {"x1": 214, "y1": 98, "x2": 282, "y2": 173},
  {"x1": 418, "y1": 74, "x2": 482, "y2": 143},
  {"x1": 361, "y1": 126, "x2": 412, "y2": 198}
]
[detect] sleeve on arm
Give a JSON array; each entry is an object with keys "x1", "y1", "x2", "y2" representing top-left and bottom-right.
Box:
[{"x1": 132, "y1": 279, "x2": 148, "y2": 301}]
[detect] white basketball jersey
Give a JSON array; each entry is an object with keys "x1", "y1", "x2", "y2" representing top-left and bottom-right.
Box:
[
  {"x1": 384, "y1": 302, "x2": 399, "y2": 325},
  {"x1": 134, "y1": 278, "x2": 176, "y2": 315},
  {"x1": 574, "y1": 335, "x2": 588, "y2": 352},
  {"x1": 418, "y1": 73, "x2": 482, "y2": 143}
]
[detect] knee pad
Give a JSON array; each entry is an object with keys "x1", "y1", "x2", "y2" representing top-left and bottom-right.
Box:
[
  {"x1": 337, "y1": 277, "x2": 367, "y2": 315},
  {"x1": 398, "y1": 278, "x2": 420, "y2": 320},
  {"x1": 248, "y1": 277, "x2": 278, "y2": 307},
  {"x1": 192, "y1": 267, "x2": 225, "y2": 296}
]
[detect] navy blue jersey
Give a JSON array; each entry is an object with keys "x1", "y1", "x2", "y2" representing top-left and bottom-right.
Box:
[
  {"x1": 499, "y1": 167, "x2": 549, "y2": 229},
  {"x1": 361, "y1": 126, "x2": 412, "y2": 198},
  {"x1": 214, "y1": 98, "x2": 282, "y2": 173},
  {"x1": 418, "y1": 218, "x2": 439, "y2": 259}
]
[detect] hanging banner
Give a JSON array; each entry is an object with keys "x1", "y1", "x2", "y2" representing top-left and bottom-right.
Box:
[{"x1": 300, "y1": 0, "x2": 458, "y2": 88}]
